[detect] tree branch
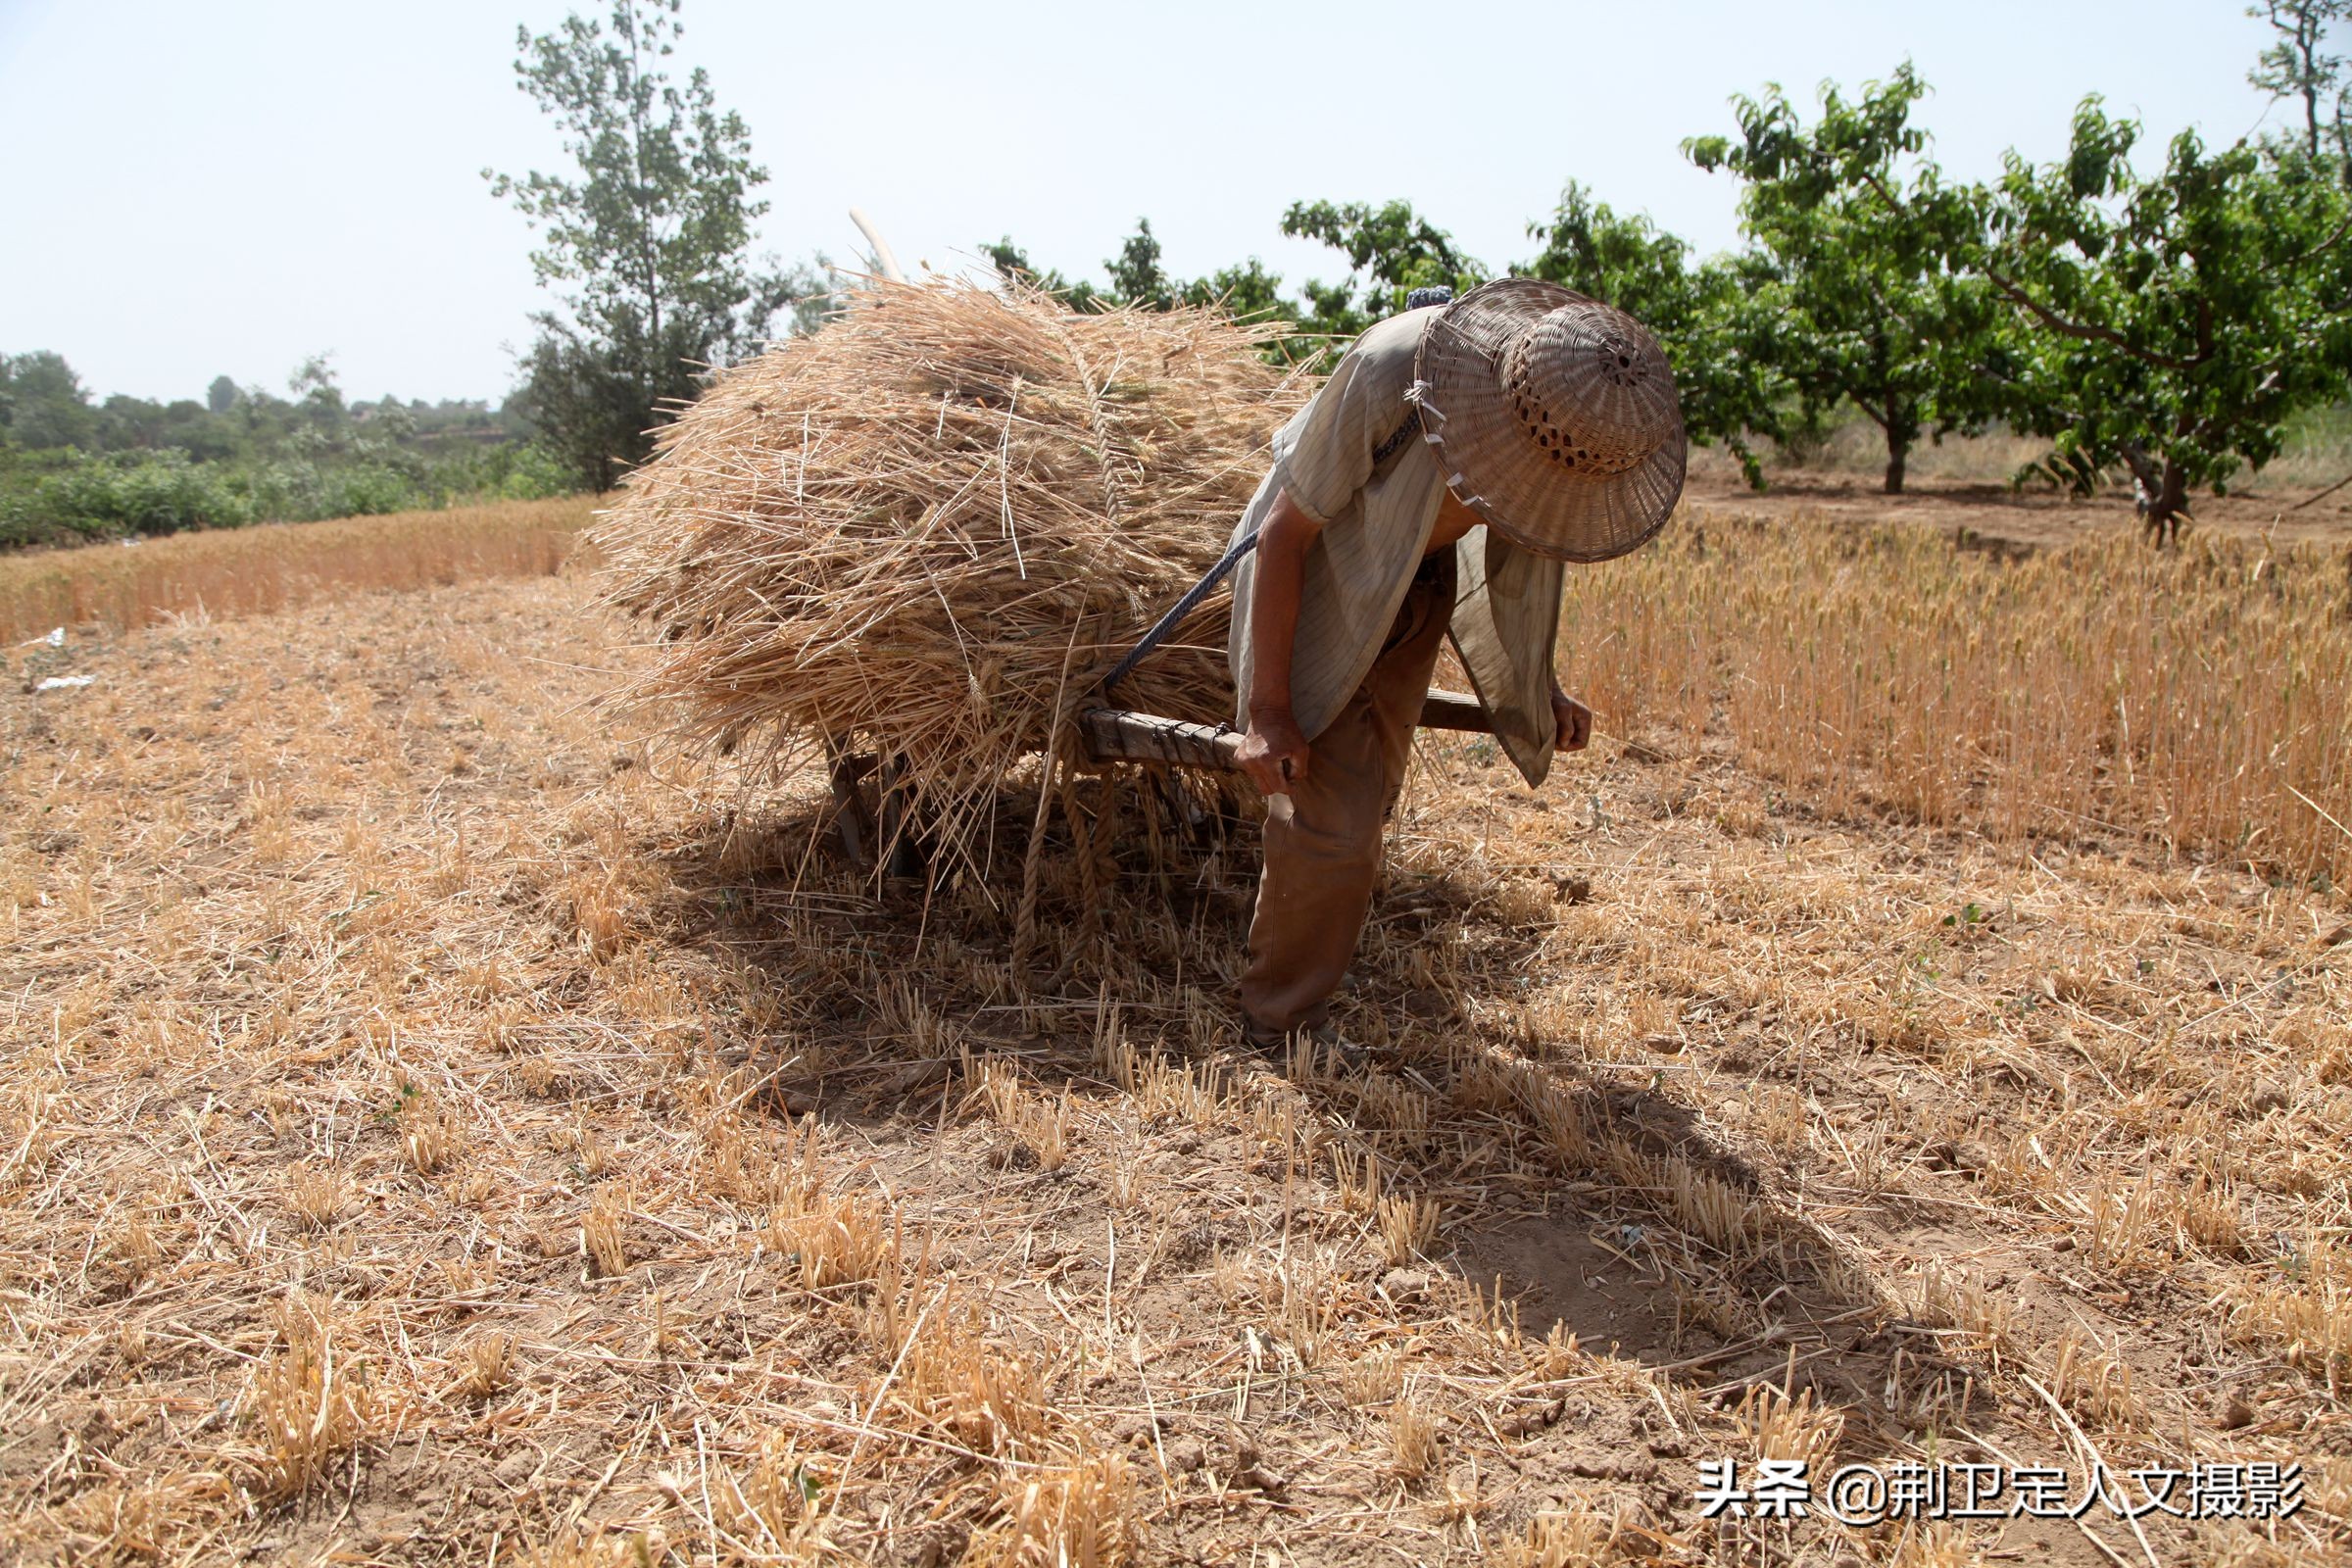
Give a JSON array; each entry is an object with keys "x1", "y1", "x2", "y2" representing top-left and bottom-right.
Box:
[
  {"x1": 1984, "y1": 270, "x2": 2202, "y2": 372},
  {"x1": 1856, "y1": 166, "x2": 1902, "y2": 213},
  {"x1": 2284, "y1": 205, "x2": 2352, "y2": 267}
]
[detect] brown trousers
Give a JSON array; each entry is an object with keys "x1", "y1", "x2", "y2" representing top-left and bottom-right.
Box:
[{"x1": 1240, "y1": 552, "x2": 1455, "y2": 1043}]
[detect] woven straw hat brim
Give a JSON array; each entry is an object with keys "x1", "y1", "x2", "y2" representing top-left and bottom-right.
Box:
[{"x1": 1415, "y1": 277, "x2": 1687, "y2": 564}]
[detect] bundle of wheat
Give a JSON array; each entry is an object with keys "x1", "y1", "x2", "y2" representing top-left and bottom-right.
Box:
[{"x1": 593, "y1": 280, "x2": 1307, "y2": 869}]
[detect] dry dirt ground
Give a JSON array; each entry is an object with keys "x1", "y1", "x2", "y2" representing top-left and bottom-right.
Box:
[
  {"x1": 2, "y1": 551, "x2": 2349, "y2": 1566},
  {"x1": 1678, "y1": 467, "x2": 2352, "y2": 553}
]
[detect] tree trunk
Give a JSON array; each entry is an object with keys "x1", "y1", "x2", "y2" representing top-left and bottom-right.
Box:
[
  {"x1": 1884, "y1": 436, "x2": 1907, "y2": 495},
  {"x1": 2121, "y1": 440, "x2": 2189, "y2": 547},
  {"x1": 2152, "y1": 459, "x2": 2189, "y2": 546}
]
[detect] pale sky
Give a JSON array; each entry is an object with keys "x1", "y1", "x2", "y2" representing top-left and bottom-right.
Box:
[{"x1": 0, "y1": 0, "x2": 2297, "y2": 408}]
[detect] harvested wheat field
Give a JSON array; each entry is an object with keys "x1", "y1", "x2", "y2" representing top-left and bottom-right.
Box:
[
  {"x1": 0, "y1": 497, "x2": 596, "y2": 647},
  {"x1": 3, "y1": 508, "x2": 2350, "y2": 1568}
]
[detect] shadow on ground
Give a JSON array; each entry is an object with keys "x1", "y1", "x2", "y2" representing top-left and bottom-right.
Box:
[{"x1": 639, "y1": 777, "x2": 1956, "y2": 1451}]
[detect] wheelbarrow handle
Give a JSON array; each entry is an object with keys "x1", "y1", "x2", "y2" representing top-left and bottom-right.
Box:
[{"x1": 1079, "y1": 688, "x2": 1494, "y2": 771}]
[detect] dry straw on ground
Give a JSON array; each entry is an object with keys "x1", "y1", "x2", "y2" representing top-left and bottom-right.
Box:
[
  {"x1": 0, "y1": 497, "x2": 593, "y2": 644},
  {"x1": 593, "y1": 280, "x2": 1308, "y2": 868},
  {"x1": 3, "y1": 538, "x2": 2349, "y2": 1565}
]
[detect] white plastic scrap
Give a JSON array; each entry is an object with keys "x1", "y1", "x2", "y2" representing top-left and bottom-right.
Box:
[
  {"x1": 18, "y1": 627, "x2": 65, "y2": 649},
  {"x1": 32, "y1": 675, "x2": 94, "y2": 692}
]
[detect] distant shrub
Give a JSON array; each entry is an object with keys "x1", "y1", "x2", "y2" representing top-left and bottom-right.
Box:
[
  {"x1": 0, "y1": 443, "x2": 585, "y2": 551},
  {"x1": 0, "y1": 450, "x2": 256, "y2": 547},
  {"x1": 488, "y1": 443, "x2": 576, "y2": 501},
  {"x1": 239, "y1": 458, "x2": 422, "y2": 524}
]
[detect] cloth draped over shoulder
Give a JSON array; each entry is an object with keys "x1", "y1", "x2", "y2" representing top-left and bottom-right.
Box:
[{"x1": 1227, "y1": 307, "x2": 1566, "y2": 788}]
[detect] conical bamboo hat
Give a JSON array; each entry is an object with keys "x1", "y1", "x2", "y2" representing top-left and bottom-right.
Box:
[{"x1": 1414, "y1": 278, "x2": 1686, "y2": 562}]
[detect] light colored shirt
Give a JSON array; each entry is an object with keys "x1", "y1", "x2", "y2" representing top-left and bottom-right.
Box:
[{"x1": 1227, "y1": 307, "x2": 1565, "y2": 787}]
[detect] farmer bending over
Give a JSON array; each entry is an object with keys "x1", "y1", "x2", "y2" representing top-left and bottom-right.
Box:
[{"x1": 1228, "y1": 279, "x2": 1686, "y2": 1050}]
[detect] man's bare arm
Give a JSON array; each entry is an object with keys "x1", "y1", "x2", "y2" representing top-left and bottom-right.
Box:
[{"x1": 1234, "y1": 488, "x2": 1322, "y2": 794}]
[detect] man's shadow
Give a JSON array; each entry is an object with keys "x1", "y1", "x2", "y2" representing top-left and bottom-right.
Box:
[{"x1": 645, "y1": 774, "x2": 1950, "y2": 1446}]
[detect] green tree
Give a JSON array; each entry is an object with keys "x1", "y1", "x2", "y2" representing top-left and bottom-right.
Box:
[
  {"x1": 1979, "y1": 100, "x2": 2352, "y2": 540},
  {"x1": 979, "y1": 236, "x2": 1040, "y2": 282},
  {"x1": 1279, "y1": 199, "x2": 1485, "y2": 352},
  {"x1": 1101, "y1": 220, "x2": 1290, "y2": 320},
  {"x1": 1104, "y1": 218, "x2": 1176, "y2": 311},
  {"x1": 1686, "y1": 65, "x2": 1996, "y2": 493},
  {"x1": 1522, "y1": 181, "x2": 1793, "y2": 487},
  {"x1": 289, "y1": 355, "x2": 348, "y2": 428},
  {"x1": 206, "y1": 374, "x2": 240, "y2": 416},
  {"x1": 365, "y1": 396, "x2": 420, "y2": 443},
  {"x1": 984, "y1": 224, "x2": 1285, "y2": 327},
  {"x1": 0, "y1": 352, "x2": 100, "y2": 451},
  {"x1": 486, "y1": 0, "x2": 813, "y2": 489},
  {"x1": 980, "y1": 236, "x2": 1102, "y2": 310},
  {"x1": 2248, "y1": 0, "x2": 2350, "y2": 172},
  {"x1": 1179, "y1": 259, "x2": 1287, "y2": 323},
  {"x1": 96, "y1": 394, "x2": 172, "y2": 451}
]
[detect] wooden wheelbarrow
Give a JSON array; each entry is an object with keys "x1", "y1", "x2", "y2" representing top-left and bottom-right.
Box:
[
  {"x1": 828, "y1": 690, "x2": 1501, "y2": 875},
  {"x1": 821, "y1": 503, "x2": 1510, "y2": 867},
  {"x1": 820, "y1": 207, "x2": 1518, "y2": 867}
]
